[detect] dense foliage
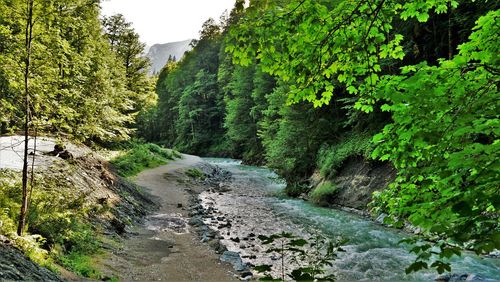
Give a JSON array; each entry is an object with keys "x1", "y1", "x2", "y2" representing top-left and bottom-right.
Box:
[
  {"x1": 371, "y1": 9, "x2": 500, "y2": 266},
  {"x1": 1, "y1": 168, "x2": 101, "y2": 277},
  {"x1": 1, "y1": 0, "x2": 496, "y2": 277},
  {"x1": 111, "y1": 142, "x2": 180, "y2": 177},
  {"x1": 0, "y1": 0, "x2": 153, "y2": 143},
  {"x1": 142, "y1": 0, "x2": 499, "y2": 274}
]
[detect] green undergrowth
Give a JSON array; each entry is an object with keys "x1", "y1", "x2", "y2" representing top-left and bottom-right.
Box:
[
  {"x1": 111, "y1": 142, "x2": 181, "y2": 177},
  {"x1": 185, "y1": 168, "x2": 206, "y2": 179},
  {"x1": 309, "y1": 181, "x2": 338, "y2": 206},
  {"x1": 58, "y1": 251, "x2": 101, "y2": 278},
  {"x1": 0, "y1": 168, "x2": 104, "y2": 278},
  {"x1": 317, "y1": 132, "x2": 373, "y2": 179},
  {"x1": 283, "y1": 183, "x2": 309, "y2": 198}
]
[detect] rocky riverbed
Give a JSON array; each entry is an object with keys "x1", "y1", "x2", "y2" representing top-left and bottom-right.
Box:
[
  {"x1": 189, "y1": 158, "x2": 500, "y2": 282},
  {"x1": 94, "y1": 155, "x2": 236, "y2": 281}
]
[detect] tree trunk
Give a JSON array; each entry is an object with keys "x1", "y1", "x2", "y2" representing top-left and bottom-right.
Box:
[
  {"x1": 448, "y1": 2, "x2": 453, "y2": 60},
  {"x1": 17, "y1": 0, "x2": 34, "y2": 237}
]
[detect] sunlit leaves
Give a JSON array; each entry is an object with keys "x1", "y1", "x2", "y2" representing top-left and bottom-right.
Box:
[
  {"x1": 371, "y1": 10, "x2": 500, "y2": 262},
  {"x1": 226, "y1": 0, "x2": 461, "y2": 107},
  {"x1": 0, "y1": 0, "x2": 136, "y2": 142}
]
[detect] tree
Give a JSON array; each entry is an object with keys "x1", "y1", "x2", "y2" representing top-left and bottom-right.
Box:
[
  {"x1": 176, "y1": 70, "x2": 222, "y2": 153},
  {"x1": 0, "y1": 0, "x2": 147, "y2": 234},
  {"x1": 225, "y1": 0, "x2": 495, "y2": 109},
  {"x1": 102, "y1": 14, "x2": 154, "y2": 116},
  {"x1": 371, "y1": 10, "x2": 499, "y2": 271},
  {"x1": 17, "y1": 0, "x2": 35, "y2": 236},
  {"x1": 142, "y1": 18, "x2": 227, "y2": 155}
]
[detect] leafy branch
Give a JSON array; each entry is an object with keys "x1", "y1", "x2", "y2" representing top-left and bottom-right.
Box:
[{"x1": 254, "y1": 232, "x2": 346, "y2": 281}]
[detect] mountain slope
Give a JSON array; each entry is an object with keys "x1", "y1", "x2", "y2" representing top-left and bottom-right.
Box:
[{"x1": 146, "y1": 39, "x2": 192, "y2": 74}]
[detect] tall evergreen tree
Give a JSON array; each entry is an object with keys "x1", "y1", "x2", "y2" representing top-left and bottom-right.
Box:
[{"x1": 102, "y1": 14, "x2": 155, "y2": 116}]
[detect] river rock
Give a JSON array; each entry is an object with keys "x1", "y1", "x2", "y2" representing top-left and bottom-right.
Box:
[
  {"x1": 240, "y1": 270, "x2": 253, "y2": 280},
  {"x1": 0, "y1": 242, "x2": 63, "y2": 281},
  {"x1": 201, "y1": 229, "x2": 217, "y2": 242},
  {"x1": 486, "y1": 250, "x2": 500, "y2": 258},
  {"x1": 220, "y1": 251, "x2": 247, "y2": 272},
  {"x1": 435, "y1": 273, "x2": 484, "y2": 282},
  {"x1": 218, "y1": 222, "x2": 231, "y2": 229},
  {"x1": 188, "y1": 216, "x2": 204, "y2": 227},
  {"x1": 209, "y1": 240, "x2": 227, "y2": 254}
]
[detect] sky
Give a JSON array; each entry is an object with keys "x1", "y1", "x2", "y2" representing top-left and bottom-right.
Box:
[{"x1": 100, "y1": 0, "x2": 236, "y2": 46}]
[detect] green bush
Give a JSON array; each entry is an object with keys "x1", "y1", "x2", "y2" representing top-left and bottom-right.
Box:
[
  {"x1": 284, "y1": 183, "x2": 309, "y2": 197},
  {"x1": 0, "y1": 170, "x2": 20, "y2": 235},
  {"x1": 1, "y1": 169, "x2": 103, "y2": 277},
  {"x1": 59, "y1": 252, "x2": 101, "y2": 278},
  {"x1": 309, "y1": 181, "x2": 337, "y2": 206},
  {"x1": 111, "y1": 142, "x2": 180, "y2": 177},
  {"x1": 185, "y1": 168, "x2": 205, "y2": 179},
  {"x1": 316, "y1": 132, "x2": 373, "y2": 179}
]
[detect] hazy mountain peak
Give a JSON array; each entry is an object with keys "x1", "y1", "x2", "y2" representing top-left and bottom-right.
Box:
[{"x1": 146, "y1": 39, "x2": 193, "y2": 75}]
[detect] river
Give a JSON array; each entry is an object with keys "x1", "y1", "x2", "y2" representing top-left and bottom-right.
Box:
[{"x1": 200, "y1": 158, "x2": 500, "y2": 281}]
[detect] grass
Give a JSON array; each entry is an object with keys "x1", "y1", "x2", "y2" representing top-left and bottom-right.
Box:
[
  {"x1": 185, "y1": 168, "x2": 206, "y2": 179},
  {"x1": 309, "y1": 181, "x2": 338, "y2": 206},
  {"x1": 111, "y1": 143, "x2": 180, "y2": 177},
  {"x1": 283, "y1": 183, "x2": 309, "y2": 197},
  {"x1": 58, "y1": 252, "x2": 101, "y2": 278},
  {"x1": 316, "y1": 132, "x2": 373, "y2": 179}
]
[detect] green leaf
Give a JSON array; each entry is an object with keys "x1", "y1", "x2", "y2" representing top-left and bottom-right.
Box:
[
  {"x1": 254, "y1": 265, "x2": 272, "y2": 273},
  {"x1": 405, "y1": 261, "x2": 428, "y2": 274},
  {"x1": 290, "y1": 239, "x2": 308, "y2": 247}
]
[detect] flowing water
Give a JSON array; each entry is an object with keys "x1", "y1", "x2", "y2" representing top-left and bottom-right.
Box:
[{"x1": 200, "y1": 158, "x2": 500, "y2": 281}]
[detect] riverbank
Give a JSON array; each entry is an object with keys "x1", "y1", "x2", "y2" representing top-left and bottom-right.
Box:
[
  {"x1": 94, "y1": 154, "x2": 236, "y2": 281},
  {"x1": 0, "y1": 136, "x2": 162, "y2": 280},
  {"x1": 192, "y1": 158, "x2": 500, "y2": 281},
  {"x1": 2, "y1": 138, "x2": 498, "y2": 281}
]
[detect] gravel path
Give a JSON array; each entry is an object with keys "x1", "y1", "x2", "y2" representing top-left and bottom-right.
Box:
[{"x1": 95, "y1": 154, "x2": 236, "y2": 281}]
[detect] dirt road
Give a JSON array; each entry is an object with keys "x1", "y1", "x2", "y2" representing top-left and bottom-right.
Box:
[{"x1": 95, "y1": 154, "x2": 235, "y2": 281}]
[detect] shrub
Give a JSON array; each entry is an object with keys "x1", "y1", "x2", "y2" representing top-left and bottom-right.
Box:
[
  {"x1": 284, "y1": 183, "x2": 309, "y2": 197},
  {"x1": 309, "y1": 181, "x2": 337, "y2": 206},
  {"x1": 185, "y1": 168, "x2": 205, "y2": 179},
  {"x1": 111, "y1": 142, "x2": 180, "y2": 177},
  {"x1": 1, "y1": 169, "x2": 102, "y2": 277},
  {"x1": 59, "y1": 252, "x2": 101, "y2": 278},
  {"x1": 316, "y1": 132, "x2": 373, "y2": 179}
]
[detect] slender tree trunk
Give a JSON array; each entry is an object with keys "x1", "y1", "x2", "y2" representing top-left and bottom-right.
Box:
[
  {"x1": 191, "y1": 121, "x2": 195, "y2": 142},
  {"x1": 448, "y1": 2, "x2": 452, "y2": 60},
  {"x1": 17, "y1": 0, "x2": 34, "y2": 236},
  {"x1": 27, "y1": 127, "x2": 37, "y2": 212}
]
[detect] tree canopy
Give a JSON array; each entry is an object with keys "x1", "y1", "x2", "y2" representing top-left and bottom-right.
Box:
[{"x1": 0, "y1": 0, "x2": 153, "y2": 143}]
